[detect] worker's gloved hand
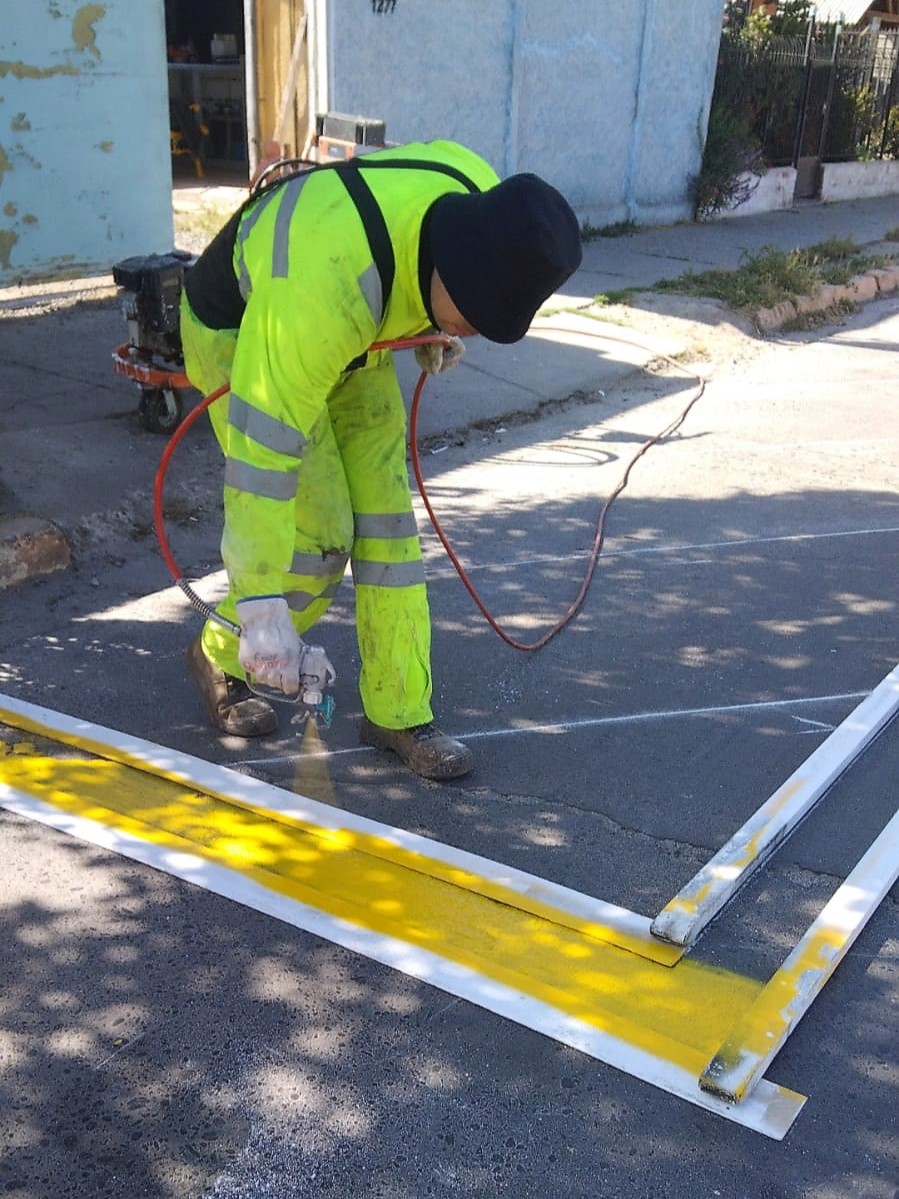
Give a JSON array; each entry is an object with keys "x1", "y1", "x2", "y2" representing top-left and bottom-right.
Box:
[
  {"x1": 414, "y1": 335, "x2": 465, "y2": 376},
  {"x1": 236, "y1": 596, "x2": 301, "y2": 697}
]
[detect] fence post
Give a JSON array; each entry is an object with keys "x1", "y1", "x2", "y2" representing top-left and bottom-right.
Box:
[
  {"x1": 791, "y1": 14, "x2": 817, "y2": 168},
  {"x1": 816, "y1": 23, "x2": 843, "y2": 165}
]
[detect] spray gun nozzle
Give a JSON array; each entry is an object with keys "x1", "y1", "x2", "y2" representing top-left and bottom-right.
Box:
[
  {"x1": 250, "y1": 643, "x2": 337, "y2": 727},
  {"x1": 313, "y1": 693, "x2": 335, "y2": 727}
]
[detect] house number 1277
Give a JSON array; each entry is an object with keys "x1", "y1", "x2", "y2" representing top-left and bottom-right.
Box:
[{"x1": 372, "y1": 0, "x2": 397, "y2": 11}]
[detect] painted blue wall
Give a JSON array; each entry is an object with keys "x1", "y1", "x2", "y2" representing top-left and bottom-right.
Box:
[
  {"x1": 323, "y1": 0, "x2": 724, "y2": 226},
  {"x1": 1, "y1": 1, "x2": 173, "y2": 285}
]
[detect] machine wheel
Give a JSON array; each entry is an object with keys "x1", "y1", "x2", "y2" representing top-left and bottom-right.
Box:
[{"x1": 138, "y1": 387, "x2": 184, "y2": 434}]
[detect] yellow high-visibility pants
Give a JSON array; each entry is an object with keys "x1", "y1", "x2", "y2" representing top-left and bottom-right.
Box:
[{"x1": 180, "y1": 295, "x2": 433, "y2": 729}]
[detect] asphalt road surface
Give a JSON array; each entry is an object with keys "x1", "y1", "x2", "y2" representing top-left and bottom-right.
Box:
[{"x1": 1, "y1": 295, "x2": 897, "y2": 1198}]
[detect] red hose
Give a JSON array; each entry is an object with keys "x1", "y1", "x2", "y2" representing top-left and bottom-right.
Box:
[
  {"x1": 154, "y1": 330, "x2": 704, "y2": 653},
  {"x1": 409, "y1": 330, "x2": 705, "y2": 651},
  {"x1": 153, "y1": 382, "x2": 228, "y2": 582}
]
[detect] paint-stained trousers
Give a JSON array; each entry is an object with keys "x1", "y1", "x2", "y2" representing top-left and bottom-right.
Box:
[{"x1": 180, "y1": 295, "x2": 433, "y2": 730}]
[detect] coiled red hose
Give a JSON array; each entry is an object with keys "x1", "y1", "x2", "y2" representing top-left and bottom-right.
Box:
[{"x1": 154, "y1": 329, "x2": 704, "y2": 650}]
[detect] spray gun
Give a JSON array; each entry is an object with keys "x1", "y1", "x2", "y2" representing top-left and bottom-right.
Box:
[
  {"x1": 244, "y1": 645, "x2": 337, "y2": 727},
  {"x1": 174, "y1": 580, "x2": 338, "y2": 726},
  {"x1": 292, "y1": 642, "x2": 338, "y2": 727},
  {"x1": 239, "y1": 634, "x2": 338, "y2": 727}
]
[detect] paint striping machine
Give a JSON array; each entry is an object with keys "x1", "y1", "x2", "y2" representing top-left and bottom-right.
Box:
[{"x1": 110, "y1": 250, "x2": 196, "y2": 434}]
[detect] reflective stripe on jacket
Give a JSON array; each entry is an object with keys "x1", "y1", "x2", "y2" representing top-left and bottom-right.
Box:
[{"x1": 196, "y1": 139, "x2": 499, "y2": 600}]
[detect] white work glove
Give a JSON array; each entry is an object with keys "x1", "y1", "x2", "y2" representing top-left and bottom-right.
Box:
[
  {"x1": 414, "y1": 335, "x2": 465, "y2": 375},
  {"x1": 236, "y1": 596, "x2": 301, "y2": 697}
]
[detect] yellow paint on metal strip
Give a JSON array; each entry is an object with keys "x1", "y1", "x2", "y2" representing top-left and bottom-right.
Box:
[
  {"x1": 734, "y1": 779, "x2": 807, "y2": 867},
  {"x1": 702, "y1": 806, "x2": 899, "y2": 1103},
  {"x1": 701, "y1": 938, "x2": 838, "y2": 1102},
  {"x1": 661, "y1": 779, "x2": 810, "y2": 922},
  {"x1": 1, "y1": 753, "x2": 762, "y2": 1072},
  {"x1": 661, "y1": 877, "x2": 717, "y2": 919},
  {"x1": 0, "y1": 705, "x2": 678, "y2": 965}
]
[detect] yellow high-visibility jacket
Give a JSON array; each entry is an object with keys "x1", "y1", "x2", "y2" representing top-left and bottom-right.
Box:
[{"x1": 183, "y1": 139, "x2": 499, "y2": 602}]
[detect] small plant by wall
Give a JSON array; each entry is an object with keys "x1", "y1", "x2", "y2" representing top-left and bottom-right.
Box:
[{"x1": 691, "y1": 104, "x2": 766, "y2": 220}]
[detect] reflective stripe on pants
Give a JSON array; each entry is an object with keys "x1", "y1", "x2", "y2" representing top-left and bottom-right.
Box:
[{"x1": 180, "y1": 294, "x2": 433, "y2": 729}]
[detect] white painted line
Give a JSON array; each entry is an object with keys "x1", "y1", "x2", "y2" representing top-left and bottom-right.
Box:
[
  {"x1": 0, "y1": 692, "x2": 675, "y2": 964},
  {"x1": 700, "y1": 806, "x2": 899, "y2": 1104},
  {"x1": 0, "y1": 786, "x2": 806, "y2": 1139},
  {"x1": 464, "y1": 692, "x2": 870, "y2": 743},
  {"x1": 791, "y1": 717, "x2": 835, "y2": 731},
  {"x1": 236, "y1": 689, "x2": 869, "y2": 767},
  {"x1": 154, "y1": 527, "x2": 899, "y2": 592},
  {"x1": 418, "y1": 525, "x2": 899, "y2": 579},
  {"x1": 651, "y1": 663, "x2": 899, "y2": 948},
  {"x1": 144, "y1": 525, "x2": 896, "y2": 633}
]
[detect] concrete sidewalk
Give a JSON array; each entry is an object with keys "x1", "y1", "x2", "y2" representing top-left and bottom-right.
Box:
[{"x1": 1, "y1": 189, "x2": 898, "y2": 590}]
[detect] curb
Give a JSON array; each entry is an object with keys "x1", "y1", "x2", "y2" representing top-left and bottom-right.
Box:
[
  {"x1": 0, "y1": 274, "x2": 117, "y2": 316},
  {"x1": 752, "y1": 263, "x2": 899, "y2": 334},
  {"x1": 0, "y1": 516, "x2": 71, "y2": 591}
]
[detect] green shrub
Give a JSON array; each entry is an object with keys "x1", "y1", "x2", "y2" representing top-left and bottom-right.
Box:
[{"x1": 691, "y1": 103, "x2": 766, "y2": 221}]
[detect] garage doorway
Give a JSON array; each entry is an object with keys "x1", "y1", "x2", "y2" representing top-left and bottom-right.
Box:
[
  {"x1": 163, "y1": 1, "x2": 313, "y2": 186},
  {"x1": 164, "y1": 0, "x2": 249, "y2": 183}
]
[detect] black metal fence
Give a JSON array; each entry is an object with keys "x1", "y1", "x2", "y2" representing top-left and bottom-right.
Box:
[
  {"x1": 826, "y1": 29, "x2": 899, "y2": 160},
  {"x1": 714, "y1": 24, "x2": 899, "y2": 168}
]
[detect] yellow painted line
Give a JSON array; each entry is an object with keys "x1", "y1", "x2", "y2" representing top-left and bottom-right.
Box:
[
  {"x1": 701, "y1": 806, "x2": 899, "y2": 1104},
  {"x1": 0, "y1": 697, "x2": 807, "y2": 1136},
  {"x1": 1, "y1": 752, "x2": 751, "y2": 1065},
  {"x1": 0, "y1": 694, "x2": 680, "y2": 966},
  {"x1": 652, "y1": 663, "x2": 899, "y2": 946}
]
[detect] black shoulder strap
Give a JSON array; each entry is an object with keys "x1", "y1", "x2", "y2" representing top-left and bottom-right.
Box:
[
  {"x1": 190, "y1": 155, "x2": 484, "y2": 334},
  {"x1": 353, "y1": 157, "x2": 481, "y2": 194},
  {"x1": 334, "y1": 156, "x2": 482, "y2": 323},
  {"x1": 334, "y1": 160, "x2": 396, "y2": 324}
]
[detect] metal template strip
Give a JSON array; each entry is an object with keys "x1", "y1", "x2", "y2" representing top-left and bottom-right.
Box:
[
  {"x1": 0, "y1": 692, "x2": 681, "y2": 965},
  {"x1": 0, "y1": 784, "x2": 806, "y2": 1139},
  {"x1": 700, "y1": 806, "x2": 899, "y2": 1104},
  {"x1": 651, "y1": 663, "x2": 899, "y2": 947}
]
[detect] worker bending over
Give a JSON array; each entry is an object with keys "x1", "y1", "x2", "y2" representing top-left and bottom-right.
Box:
[{"x1": 180, "y1": 138, "x2": 582, "y2": 780}]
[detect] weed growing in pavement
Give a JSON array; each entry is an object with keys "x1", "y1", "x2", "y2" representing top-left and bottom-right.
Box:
[
  {"x1": 593, "y1": 288, "x2": 637, "y2": 306},
  {"x1": 653, "y1": 238, "x2": 891, "y2": 309},
  {"x1": 598, "y1": 219, "x2": 641, "y2": 238},
  {"x1": 780, "y1": 296, "x2": 856, "y2": 332},
  {"x1": 581, "y1": 219, "x2": 640, "y2": 243}
]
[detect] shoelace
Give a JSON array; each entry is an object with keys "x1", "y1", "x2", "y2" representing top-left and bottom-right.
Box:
[{"x1": 410, "y1": 723, "x2": 441, "y2": 741}]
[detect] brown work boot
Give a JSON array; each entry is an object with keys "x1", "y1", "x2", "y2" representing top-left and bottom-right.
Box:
[
  {"x1": 359, "y1": 717, "x2": 473, "y2": 780},
  {"x1": 186, "y1": 635, "x2": 277, "y2": 737}
]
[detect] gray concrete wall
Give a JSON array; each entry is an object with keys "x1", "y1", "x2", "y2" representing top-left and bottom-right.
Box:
[
  {"x1": 0, "y1": 1, "x2": 173, "y2": 286},
  {"x1": 321, "y1": 0, "x2": 724, "y2": 226}
]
